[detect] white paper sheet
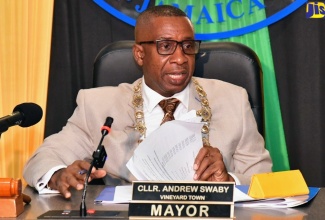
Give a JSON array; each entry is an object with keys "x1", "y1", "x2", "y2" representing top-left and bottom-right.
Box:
[{"x1": 127, "y1": 120, "x2": 204, "y2": 181}]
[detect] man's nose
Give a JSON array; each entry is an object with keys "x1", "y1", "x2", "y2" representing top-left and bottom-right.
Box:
[{"x1": 170, "y1": 45, "x2": 188, "y2": 63}]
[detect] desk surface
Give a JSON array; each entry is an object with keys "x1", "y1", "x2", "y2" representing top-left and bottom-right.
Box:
[{"x1": 17, "y1": 185, "x2": 324, "y2": 219}]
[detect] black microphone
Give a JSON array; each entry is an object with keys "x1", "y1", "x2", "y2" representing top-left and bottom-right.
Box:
[
  {"x1": 0, "y1": 103, "x2": 43, "y2": 134},
  {"x1": 91, "y1": 117, "x2": 114, "y2": 168},
  {"x1": 80, "y1": 117, "x2": 114, "y2": 217},
  {"x1": 101, "y1": 117, "x2": 114, "y2": 136}
]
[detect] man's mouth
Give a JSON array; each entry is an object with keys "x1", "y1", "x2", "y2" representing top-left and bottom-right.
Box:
[{"x1": 168, "y1": 73, "x2": 185, "y2": 80}]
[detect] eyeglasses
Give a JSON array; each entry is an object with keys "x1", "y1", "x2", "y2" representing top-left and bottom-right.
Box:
[{"x1": 138, "y1": 40, "x2": 201, "y2": 55}]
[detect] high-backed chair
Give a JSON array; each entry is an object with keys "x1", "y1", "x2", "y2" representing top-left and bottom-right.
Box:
[{"x1": 93, "y1": 41, "x2": 264, "y2": 135}]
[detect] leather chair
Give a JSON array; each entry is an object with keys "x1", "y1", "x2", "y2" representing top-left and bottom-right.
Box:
[{"x1": 93, "y1": 41, "x2": 264, "y2": 135}]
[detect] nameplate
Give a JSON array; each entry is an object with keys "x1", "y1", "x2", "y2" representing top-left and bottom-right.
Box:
[
  {"x1": 132, "y1": 181, "x2": 234, "y2": 202},
  {"x1": 129, "y1": 202, "x2": 233, "y2": 219},
  {"x1": 129, "y1": 181, "x2": 234, "y2": 219}
]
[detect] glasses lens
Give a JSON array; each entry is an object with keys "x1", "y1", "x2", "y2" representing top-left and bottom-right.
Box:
[
  {"x1": 182, "y1": 40, "x2": 200, "y2": 55},
  {"x1": 157, "y1": 41, "x2": 177, "y2": 55}
]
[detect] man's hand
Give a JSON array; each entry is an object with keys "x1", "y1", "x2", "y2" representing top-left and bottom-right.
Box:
[
  {"x1": 48, "y1": 160, "x2": 107, "y2": 198},
  {"x1": 193, "y1": 146, "x2": 234, "y2": 182}
]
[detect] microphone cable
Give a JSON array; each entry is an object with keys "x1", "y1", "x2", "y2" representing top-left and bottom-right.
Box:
[{"x1": 80, "y1": 117, "x2": 114, "y2": 217}]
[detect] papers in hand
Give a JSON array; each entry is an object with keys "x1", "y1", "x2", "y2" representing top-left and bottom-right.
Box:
[{"x1": 126, "y1": 120, "x2": 204, "y2": 181}]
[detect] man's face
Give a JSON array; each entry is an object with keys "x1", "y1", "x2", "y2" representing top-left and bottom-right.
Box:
[{"x1": 134, "y1": 16, "x2": 196, "y2": 97}]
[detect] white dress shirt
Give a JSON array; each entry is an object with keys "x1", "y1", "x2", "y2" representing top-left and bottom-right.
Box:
[{"x1": 142, "y1": 77, "x2": 191, "y2": 137}]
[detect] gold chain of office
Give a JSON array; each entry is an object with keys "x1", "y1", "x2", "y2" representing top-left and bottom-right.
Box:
[{"x1": 132, "y1": 78, "x2": 212, "y2": 146}]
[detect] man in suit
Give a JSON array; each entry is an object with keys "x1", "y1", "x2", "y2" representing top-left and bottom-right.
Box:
[{"x1": 23, "y1": 5, "x2": 272, "y2": 198}]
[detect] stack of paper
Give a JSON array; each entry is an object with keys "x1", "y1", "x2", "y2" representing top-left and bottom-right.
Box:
[{"x1": 126, "y1": 120, "x2": 204, "y2": 181}]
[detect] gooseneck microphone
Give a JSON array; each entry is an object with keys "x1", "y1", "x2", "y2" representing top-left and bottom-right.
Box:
[
  {"x1": 80, "y1": 117, "x2": 114, "y2": 217},
  {"x1": 0, "y1": 103, "x2": 43, "y2": 134}
]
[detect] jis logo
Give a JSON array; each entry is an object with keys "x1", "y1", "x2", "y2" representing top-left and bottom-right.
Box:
[
  {"x1": 306, "y1": 2, "x2": 325, "y2": 18},
  {"x1": 93, "y1": 0, "x2": 307, "y2": 40}
]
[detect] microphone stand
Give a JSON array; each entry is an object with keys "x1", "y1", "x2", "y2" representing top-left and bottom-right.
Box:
[{"x1": 80, "y1": 117, "x2": 113, "y2": 217}]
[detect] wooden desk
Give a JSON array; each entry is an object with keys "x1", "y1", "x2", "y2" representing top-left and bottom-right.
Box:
[{"x1": 16, "y1": 185, "x2": 324, "y2": 219}]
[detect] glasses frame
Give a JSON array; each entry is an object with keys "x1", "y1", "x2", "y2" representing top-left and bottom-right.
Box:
[{"x1": 138, "y1": 39, "x2": 201, "y2": 55}]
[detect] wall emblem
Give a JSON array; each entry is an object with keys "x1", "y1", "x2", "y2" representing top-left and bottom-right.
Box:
[{"x1": 93, "y1": 0, "x2": 307, "y2": 40}]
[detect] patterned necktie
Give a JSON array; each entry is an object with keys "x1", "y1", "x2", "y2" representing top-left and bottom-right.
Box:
[{"x1": 158, "y1": 98, "x2": 180, "y2": 125}]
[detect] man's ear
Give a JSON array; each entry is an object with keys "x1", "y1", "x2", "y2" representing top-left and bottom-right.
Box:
[{"x1": 133, "y1": 44, "x2": 144, "y2": 66}]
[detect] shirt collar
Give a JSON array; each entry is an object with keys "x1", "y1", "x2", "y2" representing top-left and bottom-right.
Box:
[{"x1": 142, "y1": 77, "x2": 189, "y2": 113}]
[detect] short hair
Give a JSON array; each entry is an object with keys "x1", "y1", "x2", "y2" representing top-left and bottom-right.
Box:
[
  {"x1": 135, "y1": 5, "x2": 188, "y2": 38},
  {"x1": 138, "y1": 5, "x2": 187, "y2": 20}
]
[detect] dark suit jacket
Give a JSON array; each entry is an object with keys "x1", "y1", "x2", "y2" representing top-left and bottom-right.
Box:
[{"x1": 23, "y1": 77, "x2": 272, "y2": 186}]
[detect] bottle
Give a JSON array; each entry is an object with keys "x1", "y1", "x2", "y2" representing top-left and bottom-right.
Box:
[{"x1": 0, "y1": 178, "x2": 22, "y2": 197}]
